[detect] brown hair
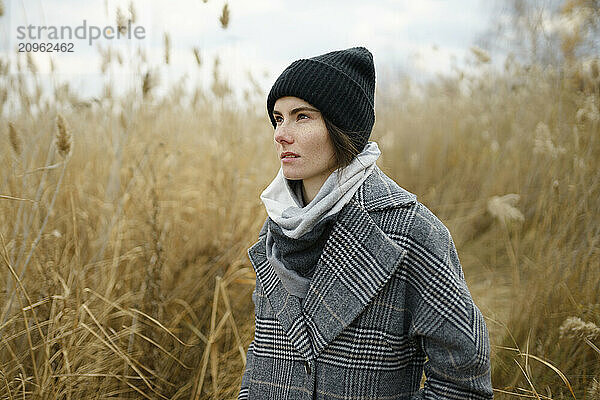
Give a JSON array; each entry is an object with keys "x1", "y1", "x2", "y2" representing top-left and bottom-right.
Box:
[{"x1": 323, "y1": 116, "x2": 362, "y2": 176}]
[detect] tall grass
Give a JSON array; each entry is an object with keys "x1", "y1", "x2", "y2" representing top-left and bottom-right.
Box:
[{"x1": 1, "y1": 40, "x2": 599, "y2": 400}]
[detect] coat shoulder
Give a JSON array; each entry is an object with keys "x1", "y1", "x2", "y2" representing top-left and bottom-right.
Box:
[
  {"x1": 363, "y1": 167, "x2": 452, "y2": 261},
  {"x1": 360, "y1": 166, "x2": 417, "y2": 211},
  {"x1": 409, "y1": 201, "x2": 453, "y2": 261}
]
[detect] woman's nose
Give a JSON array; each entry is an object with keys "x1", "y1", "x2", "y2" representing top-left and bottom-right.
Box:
[{"x1": 274, "y1": 124, "x2": 294, "y2": 144}]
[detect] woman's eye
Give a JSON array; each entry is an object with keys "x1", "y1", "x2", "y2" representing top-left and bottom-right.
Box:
[
  {"x1": 297, "y1": 113, "x2": 309, "y2": 120},
  {"x1": 274, "y1": 116, "x2": 283, "y2": 124}
]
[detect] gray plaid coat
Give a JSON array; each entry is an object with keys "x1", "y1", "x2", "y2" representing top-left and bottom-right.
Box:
[{"x1": 239, "y1": 166, "x2": 493, "y2": 400}]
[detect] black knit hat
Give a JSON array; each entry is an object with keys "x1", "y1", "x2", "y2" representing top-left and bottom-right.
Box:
[{"x1": 267, "y1": 46, "x2": 376, "y2": 152}]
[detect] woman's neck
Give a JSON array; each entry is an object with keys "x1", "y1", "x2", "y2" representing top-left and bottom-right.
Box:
[{"x1": 302, "y1": 173, "x2": 332, "y2": 205}]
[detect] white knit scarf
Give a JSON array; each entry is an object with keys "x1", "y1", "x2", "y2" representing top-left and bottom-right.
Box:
[{"x1": 260, "y1": 141, "x2": 381, "y2": 239}]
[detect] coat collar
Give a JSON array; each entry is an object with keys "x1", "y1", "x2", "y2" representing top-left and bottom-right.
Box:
[{"x1": 248, "y1": 166, "x2": 417, "y2": 360}]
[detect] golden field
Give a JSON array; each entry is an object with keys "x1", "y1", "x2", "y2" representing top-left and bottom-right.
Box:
[{"x1": 1, "y1": 27, "x2": 600, "y2": 400}]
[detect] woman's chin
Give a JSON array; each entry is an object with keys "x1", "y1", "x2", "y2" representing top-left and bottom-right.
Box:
[{"x1": 281, "y1": 169, "x2": 304, "y2": 181}]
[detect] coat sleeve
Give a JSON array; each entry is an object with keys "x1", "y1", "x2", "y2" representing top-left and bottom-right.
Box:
[{"x1": 406, "y1": 205, "x2": 493, "y2": 400}]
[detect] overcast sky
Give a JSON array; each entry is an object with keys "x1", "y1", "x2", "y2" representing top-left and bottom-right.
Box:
[{"x1": 0, "y1": 0, "x2": 497, "y2": 100}]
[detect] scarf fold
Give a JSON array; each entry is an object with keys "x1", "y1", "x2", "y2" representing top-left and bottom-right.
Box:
[
  {"x1": 260, "y1": 141, "x2": 381, "y2": 239},
  {"x1": 261, "y1": 141, "x2": 381, "y2": 297},
  {"x1": 265, "y1": 215, "x2": 336, "y2": 297}
]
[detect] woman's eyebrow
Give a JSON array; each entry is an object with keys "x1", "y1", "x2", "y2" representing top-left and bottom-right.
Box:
[{"x1": 273, "y1": 106, "x2": 320, "y2": 116}]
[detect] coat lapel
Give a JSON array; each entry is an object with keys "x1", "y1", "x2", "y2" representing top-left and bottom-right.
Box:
[
  {"x1": 248, "y1": 166, "x2": 417, "y2": 360},
  {"x1": 301, "y1": 198, "x2": 410, "y2": 356},
  {"x1": 247, "y1": 232, "x2": 314, "y2": 360}
]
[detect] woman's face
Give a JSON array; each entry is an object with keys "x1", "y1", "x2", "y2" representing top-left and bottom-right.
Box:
[{"x1": 272, "y1": 96, "x2": 336, "y2": 190}]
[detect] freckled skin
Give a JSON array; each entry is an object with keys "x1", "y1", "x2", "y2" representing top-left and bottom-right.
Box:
[{"x1": 273, "y1": 96, "x2": 337, "y2": 204}]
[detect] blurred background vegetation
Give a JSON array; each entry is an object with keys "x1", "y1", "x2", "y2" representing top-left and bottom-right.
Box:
[{"x1": 0, "y1": 0, "x2": 599, "y2": 398}]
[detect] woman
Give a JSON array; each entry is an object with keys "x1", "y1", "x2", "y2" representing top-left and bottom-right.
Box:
[{"x1": 239, "y1": 47, "x2": 493, "y2": 400}]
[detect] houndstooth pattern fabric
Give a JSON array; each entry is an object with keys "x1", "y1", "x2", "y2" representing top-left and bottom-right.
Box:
[{"x1": 239, "y1": 165, "x2": 493, "y2": 400}]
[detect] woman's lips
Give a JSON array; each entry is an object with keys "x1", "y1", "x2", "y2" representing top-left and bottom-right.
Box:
[
  {"x1": 280, "y1": 152, "x2": 300, "y2": 161},
  {"x1": 282, "y1": 156, "x2": 299, "y2": 163}
]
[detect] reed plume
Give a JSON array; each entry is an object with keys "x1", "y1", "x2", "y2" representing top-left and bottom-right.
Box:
[
  {"x1": 142, "y1": 70, "x2": 157, "y2": 98},
  {"x1": 8, "y1": 121, "x2": 21, "y2": 155},
  {"x1": 193, "y1": 47, "x2": 202, "y2": 67},
  {"x1": 116, "y1": 7, "x2": 127, "y2": 34},
  {"x1": 164, "y1": 32, "x2": 171, "y2": 65},
  {"x1": 55, "y1": 114, "x2": 72, "y2": 158},
  {"x1": 116, "y1": 50, "x2": 123, "y2": 66},
  {"x1": 470, "y1": 46, "x2": 491, "y2": 63},
  {"x1": 0, "y1": 88, "x2": 7, "y2": 108},
  {"x1": 219, "y1": 3, "x2": 230, "y2": 29},
  {"x1": 533, "y1": 121, "x2": 565, "y2": 158},
  {"x1": 128, "y1": 1, "x2": 137, "y2": 24},
  {"x1": 487, "y1": 194, "x2": 524, "y2": 224},
  {"x1": 26, "y1": 53, "x2": 37, "y2": 74},
  {"x1": 559, "y1": 316, "x2": 600, "y2": 340}
]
